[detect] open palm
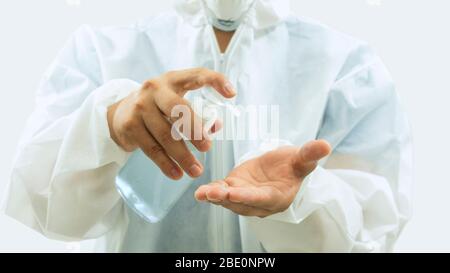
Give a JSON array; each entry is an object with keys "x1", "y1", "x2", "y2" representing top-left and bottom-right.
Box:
[{"x1": 195, "y1": 140, "x2": 331, "y2": 217}]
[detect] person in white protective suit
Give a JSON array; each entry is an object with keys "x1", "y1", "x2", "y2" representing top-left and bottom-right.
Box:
[{"x1": 3, "y1": 0, "x2": 412, "y2": 252}]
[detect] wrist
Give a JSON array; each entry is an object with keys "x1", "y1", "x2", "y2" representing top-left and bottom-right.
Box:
[{"x1": 107, "y1": 101, "x2": 121, "y2": 148}]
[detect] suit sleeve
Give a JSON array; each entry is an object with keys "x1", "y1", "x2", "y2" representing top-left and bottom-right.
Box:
[
  {"x1": 2, "y1": 25, "x2": 140, "y2": 241},
  {"x1": 242, "y1": 54, "x2": 413, "y2": 252}
]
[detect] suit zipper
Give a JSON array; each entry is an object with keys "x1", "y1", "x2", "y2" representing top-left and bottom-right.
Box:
[{"x1": 209, "y1": 24, "x2": 243, "y2": 252}]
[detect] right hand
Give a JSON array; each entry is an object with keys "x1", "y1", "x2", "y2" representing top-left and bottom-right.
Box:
[{"x1": 107, "y1": 68, "x2": 236, "y2": 180}]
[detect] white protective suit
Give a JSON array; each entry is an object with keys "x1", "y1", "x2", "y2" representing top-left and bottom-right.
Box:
[{"x1": 3, "y1": 0, "x2": 412, "y2": 252}]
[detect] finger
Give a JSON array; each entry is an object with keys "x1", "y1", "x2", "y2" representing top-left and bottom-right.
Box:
[
  {"x1": 209, "y1": 119, "x2": 222, "y2": 134},
  {"x1": 142, "y1": 110, "x2": 205, "y2": 178},
  {"x1": 165, "y1": 68, "x2": 236, "y2": 98},
  {"x1": 227, "y1": 186, "x2": 282, "y2": 211},
  {"x1": 292, "y1": 139, "x2": 332, "y2": 177},
  {"x1": 194, "y1": 185, "x2": 209, "y2": 201},
  {"x1": 195, "y1": 183, "x2": 273, "y2": 217},
  {"x1": 132, "y1": 122, "x2": 183, "y2": 180},
  {"x1": 219, "y1": 201, "x2": 272, "y2": 218},
  {"x1": 195, "y1": 180, "x2": 229, "y2": 202},
  {"x1": 154, "y1": 92, "x2": 211, "y2": 151}
]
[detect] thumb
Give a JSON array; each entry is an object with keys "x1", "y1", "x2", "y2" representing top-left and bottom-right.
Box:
[{"x1": 292, "y1": 139, "x2": 331, "y2": 178}]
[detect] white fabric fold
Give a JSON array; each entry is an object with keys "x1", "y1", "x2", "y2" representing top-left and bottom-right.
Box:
[{"x1": 3, "y1": 2, "x2": 412, "y2": 252}]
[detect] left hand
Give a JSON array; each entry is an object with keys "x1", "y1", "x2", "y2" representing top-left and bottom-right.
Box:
[{"x1": 194, "y1": 140, "x2": 331, "y2": 217}]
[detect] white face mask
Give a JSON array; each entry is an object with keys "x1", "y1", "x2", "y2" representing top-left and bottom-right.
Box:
[{"x1": 203, "y1": 0, "x2": 255, "y2": 31}]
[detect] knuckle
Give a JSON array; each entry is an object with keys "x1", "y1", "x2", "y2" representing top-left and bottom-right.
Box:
[
  {"x1": 193, "y1": 78, "x2": 203, "y2": 87},
  {"x1": 122, "y1": 119, "x2": 138, "y2": 131},
  {"x1": 134, "y1": 98, "x2": 148, "y2": 112},
  {"x1": 147, "y1": 144, "x2": 165, "y2": 158},
  {"x1": 177, "y1": 152, "x2": 196, "y2": 167},
  {"x1": 142, "y1": 79, "x2": 159, "y2": 91},
  {"x1": 163, "y1": 71, "x2": 178, "y2": 84},
  {"x1": 158, "y1": 159, "x2": 173, "y2": 170},
  {"x1": 213, "y1": 72, "x2": 225, "y2": 82},
  {"x1": 122, "y1": 142, "x2": 137, "y2": 153},
  {"x1": 116, "y1": 133, "x2": 135, "y2": 152},
  {"x1": 159, "y1": 129, "x2": 176, "y2": 145},
  {"x1": 194, "y1": 67, "x2": 208, "y2": 75}
]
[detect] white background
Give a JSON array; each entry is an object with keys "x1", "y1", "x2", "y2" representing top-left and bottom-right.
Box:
[{"x1": 0, "y1": 0, "x2": 449, "y2": 252}]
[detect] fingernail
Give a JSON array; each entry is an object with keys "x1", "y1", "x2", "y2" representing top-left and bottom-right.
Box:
[
  {"x1": 200, "y1": 139, "x2": 211, "y2": 151},
  {"x1": 171, "y1": 168, "x2": 181, "y2": 178},
  {"x1": 189, "y1": 164, "x2": 203, "y2": 177},
  {"x1": 224, "y1": 82, "x2": 236, "y2": 96}
]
